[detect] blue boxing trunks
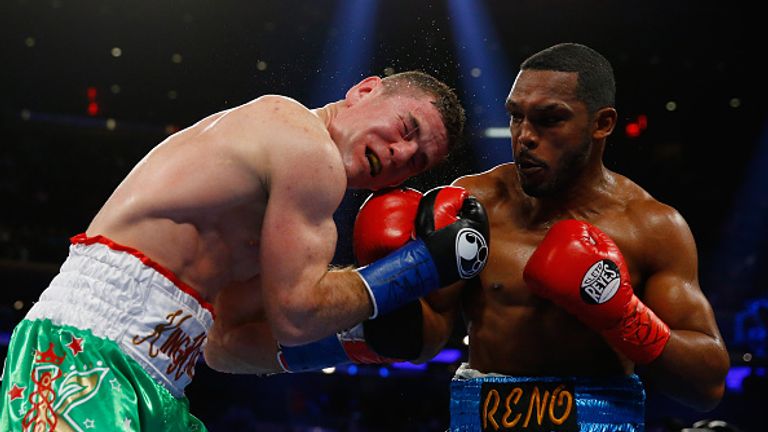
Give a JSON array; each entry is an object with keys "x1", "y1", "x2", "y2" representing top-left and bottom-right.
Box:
[{"x1": 449, "y1": 363, "x2": 645, "y2": 432}]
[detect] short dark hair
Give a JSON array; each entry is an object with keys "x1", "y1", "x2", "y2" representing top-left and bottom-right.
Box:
[
  {"x1": 521, "y1": 43, "x2": 615, "y2": 114},
  {"x1": 381, "y1": 71, "x2": 465, "y2": 157}
]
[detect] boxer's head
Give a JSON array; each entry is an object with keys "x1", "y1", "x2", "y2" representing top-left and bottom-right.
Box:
[
  {"x1": 507, "y1": 43, "x2": 618, "y2": 198},
  {"x1": 331, "y1": 71, "x2": 465, "y2": 191},
  {"x1": 380, "y1": 71, "x2": 465, "y2": 157}
]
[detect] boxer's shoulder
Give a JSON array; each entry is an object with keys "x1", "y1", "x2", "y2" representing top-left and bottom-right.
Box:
[
  {"x1": 598, "y1": 178, "x2": 694, "y2": 271},
  {"x1": 235, "y1": 95, "x2": 329, "y2": 139},
  {"x1": 243, "y1": 94, "x2": 308, "y2": 114},
  {"x1": 627, "y1": 199, "x2": 693, "y2": 266},
  {"x1": 621, "y1": 185, "x2": 688, "y2": 237},
  {"x1": 226, "y1": 96, "x2": 341, "y2": 184},
  {"x1": 453, "y1": 162, "x2": 518, "y2": 205}
]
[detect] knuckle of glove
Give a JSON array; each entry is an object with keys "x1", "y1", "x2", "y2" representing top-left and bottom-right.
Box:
[
  {"x1": 417, "y1": 186, "x2": 490, "y2": 282},
  {"x1": 353, "y1": 186, "x2": 422, "y2": 265},
  {"x1": 460, "y1": 196, "x2": 490, "y2": 239},
  {"x1": 416, "y1": 185, "x2": 470, "y2": 234}
]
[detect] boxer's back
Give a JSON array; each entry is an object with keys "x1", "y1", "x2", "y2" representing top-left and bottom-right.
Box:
[
  {"x1": 458, "y1": 163, "x2": 664, "y2": 376},
  {"x1": 86, "y1": 96, "x2": 332, "y2": 301}
]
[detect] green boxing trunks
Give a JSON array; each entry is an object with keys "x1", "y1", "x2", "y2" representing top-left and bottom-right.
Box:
[{"x1": 0, "y1": 234, "x2": 215, "y2": 431}]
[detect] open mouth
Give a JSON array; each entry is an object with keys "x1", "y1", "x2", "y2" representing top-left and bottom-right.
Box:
[
  {"x1": 517, "y1": 154, "x2": 548, "y2": 177},
  {"x1": 366, "y1": 148, "x2": 381, "y2": 177},
  {"x1": 517, "y1": 154, "x2": 546, "y2": 170}
]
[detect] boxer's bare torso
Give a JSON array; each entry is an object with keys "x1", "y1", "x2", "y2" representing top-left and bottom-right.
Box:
[
  {"x1": 448, "y1": 162, "x2": 703, "y2": 376},
  {"x1": 86, "y1": 96, "x2": 346, "y2": 372},
  {"x1": 87, "y1": 96, "x2": 336, "y2": 302},
  {"x1": 418, "y1": 47, "x2": 727, "y2": 412},
  {"x1": 85, "y1": 81, "x2": 451, "y2": 373}
]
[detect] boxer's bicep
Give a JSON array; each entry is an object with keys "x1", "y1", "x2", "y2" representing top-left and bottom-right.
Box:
[
  {"x1": 635, "y1": 204, "x2": 729, "y2": 408},
  {"x1": 259, "y1": 140, "x2": 347, "y2": 344},
  {"x1": 641, "y1": 206, "x2": 719, "y2": 336}
]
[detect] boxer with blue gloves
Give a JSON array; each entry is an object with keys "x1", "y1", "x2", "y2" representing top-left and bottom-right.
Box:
[{"x1": 278, "y1": 185, "x2": 489, "y2": 372}]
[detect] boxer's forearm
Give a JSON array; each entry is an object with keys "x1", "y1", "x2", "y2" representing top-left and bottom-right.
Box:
[
  {"x1": 266, "y1": 269, "x2": 374, "y2": 346},
  {"x1": 414, "y1": 319, "x2": 452, "y2": 364},
  {"x1": 407, "y1": 281, "x2": 463, "y2": 364},
  {"x1": 644, "y1": 330, "x2": 730, "y2": 411},
  {"x1": 414, "y1": 296, "x2": 460, "y2": 364},
  {"x1": 204, "y1": 321, "x2": 283, "y2": 375}
]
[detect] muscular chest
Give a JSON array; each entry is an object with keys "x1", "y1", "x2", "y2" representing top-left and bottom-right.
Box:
[
  {"x1": 476, "y1": 211, "x2": 543, "y2": 305},
  {"x1": 476, "y1": 210, "x2": 644, "y2": 306}
]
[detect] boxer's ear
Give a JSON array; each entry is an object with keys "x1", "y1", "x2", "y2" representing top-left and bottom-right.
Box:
[
  {"x1": 592, "y1": 106, "x2": 617, "y2": 140},
  {"x1": 345, "y1": 76, "x2": 382, "y2": 106}
]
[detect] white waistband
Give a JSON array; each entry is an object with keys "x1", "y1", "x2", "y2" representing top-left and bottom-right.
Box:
[
  {"x1": 453, "y1": 362, "x2": 510, "y2": 380},
  {"x1": 26, "y1": 241, "x2": 214, "y2": 397}
]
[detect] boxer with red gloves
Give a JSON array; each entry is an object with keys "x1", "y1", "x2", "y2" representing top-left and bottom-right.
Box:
[
  {"x1": 278, "y1": 186, "x2": 489, "y2": 372},
  {"x1": 418, "y1": 44, "x2": 729, "y2": 431},
  {"x1": 524, "y1": 219, "x2": 670, "y2": 364}
]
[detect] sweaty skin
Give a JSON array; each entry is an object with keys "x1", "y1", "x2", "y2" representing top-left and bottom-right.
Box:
[
  {"x1": 86, "y1": 76, "x2": 449, "y2": 374},
  {"x1": 452, "y1": 165, "x2": 702, "y2": 376},
  {"x1": 421, "y1": 69, "x2": 729, "y2": 412}
]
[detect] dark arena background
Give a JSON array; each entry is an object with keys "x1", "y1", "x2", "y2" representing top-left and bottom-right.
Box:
[{"x1": 1, "y1": 1, "x2": 766, "y2": 431}]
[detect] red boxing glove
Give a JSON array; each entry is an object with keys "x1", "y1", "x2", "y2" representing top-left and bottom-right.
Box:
[
  {"x1": 345, "y1": 187, "x2": 424, "y2": 364},
  {"x1": 353, "y1": 187, "x2": 422, "y2": 265},
  {"x1": 523, "y1": 219, "x2": 670, "y2": 364}
]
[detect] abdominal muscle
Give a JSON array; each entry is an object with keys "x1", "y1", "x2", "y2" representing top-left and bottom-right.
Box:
[
  {"x1": 465, "y1": 294, "x2": 630, "y2": 376},
  {"x1": 460, "y1": 213, "x2": 631, "y2": 377}
]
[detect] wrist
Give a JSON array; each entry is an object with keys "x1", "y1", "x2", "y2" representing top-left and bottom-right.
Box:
[
  {"x1": 277, "y1": 334, "x2": 349, "y2": 373},
  {"x1": 277, "y1": 323, "x2": 398, "y2": 372},
  {"x1": 356, "y1": 239, "x2": 440, "y2": 319},
  {"x1": 601, "y1": 295, "x2": 671, "y2": 364}
]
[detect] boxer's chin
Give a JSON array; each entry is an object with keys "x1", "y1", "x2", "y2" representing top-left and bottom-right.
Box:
[{"x1": 518, "y1": 170, "x2": 552, "y2": 197}]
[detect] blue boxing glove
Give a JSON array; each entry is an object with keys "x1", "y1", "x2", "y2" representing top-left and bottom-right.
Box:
[
  {"x1": 277, "y1": 186, "x2": 490, "y2": 372},
  {"x1": 277, "y1": 321, "x2": 401, "y2": 372},
  {"x1": 357, "y1": 185, "x2": 489, "y2": 318},
  {"x1": 277, "y1": 188, "x2": 425, "y2": 372}
]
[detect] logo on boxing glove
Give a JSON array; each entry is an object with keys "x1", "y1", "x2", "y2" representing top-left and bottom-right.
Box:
[
  {"x1": 580, "y1": 259, "x2": 620, "y2": 304},
  {"x1": 456, "y1": 228, "x2": 488, "y2": 279}
]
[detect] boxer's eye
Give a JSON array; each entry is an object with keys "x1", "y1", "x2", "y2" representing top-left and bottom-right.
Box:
[{"x1": 401, "y1": 115, "x2": 419, "y2": 140}]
